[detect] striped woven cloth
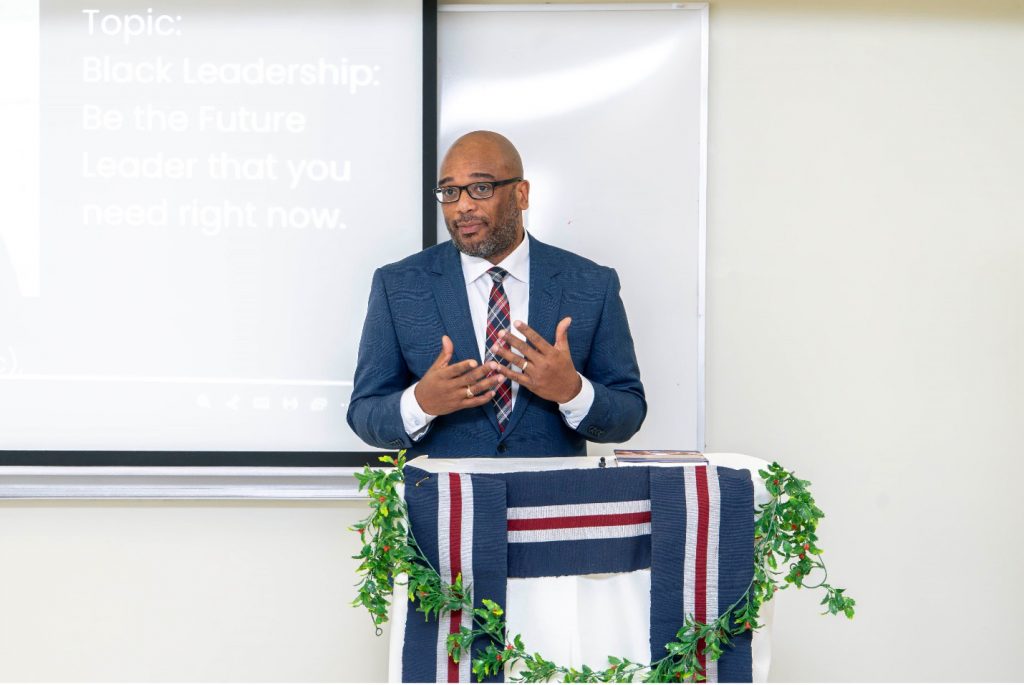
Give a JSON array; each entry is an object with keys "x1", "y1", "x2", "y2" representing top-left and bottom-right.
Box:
[{"x1": 398, "y1": 463, "x2": 753, "y2": 683}]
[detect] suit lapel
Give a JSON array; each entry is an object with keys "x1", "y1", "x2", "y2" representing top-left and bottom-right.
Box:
[
  {"x1": 502, "y1": 235, "x2": 563, "y2": 439},
  {"x1": 430, "y1": 243, "x2": 502, "y2": 435}
]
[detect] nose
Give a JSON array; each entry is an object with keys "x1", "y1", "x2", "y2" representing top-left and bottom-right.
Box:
[{"x1": 454, "y1": 187, "x2": 478, "y2": 214}]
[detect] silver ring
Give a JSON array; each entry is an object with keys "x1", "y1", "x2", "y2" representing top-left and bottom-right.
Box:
[
  {"x1": 465, "y1": 385, "x2": 473, "y2": 398},
  {"x1": 521, "y1": 361, "x2": 529, "y2": 372}
]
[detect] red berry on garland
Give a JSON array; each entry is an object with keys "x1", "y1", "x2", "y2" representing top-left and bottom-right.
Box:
[
  {"x1": 379, "y1": 496, "x2": 386, "y2": 503},
  {"x1": 773, "y1": 479, "x2": 779, "y2": 485},
  {"x1": 791, "y1": 524, "x2": 798, "y2": 530},
  {"x1": 383, "y1": 545, "x2": 390, "y2": 552},
  {"x1": 744, "y1": 621, "x2": 751, "y2": 630},
  {"x1": 496, "y1": 653, "x2": 503, "y2": 663},
  {"x1": 803, "y1": 543, "x2": 809, "y2": 551},
  {"x1": 799, "y1": 553, "x2": 805, "y2": 559},
  {"x1": 506, "y1": 644, "x2": 513, "y2": 652}
]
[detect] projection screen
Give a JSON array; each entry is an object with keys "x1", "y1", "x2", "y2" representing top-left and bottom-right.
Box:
[{"x1": 0, "y1": 0, "x2": 428, "y2": 459}]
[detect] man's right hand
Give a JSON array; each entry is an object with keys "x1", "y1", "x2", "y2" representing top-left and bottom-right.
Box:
[{"x1": 414, "y1": 335, "x2": 501, "y2": 416}]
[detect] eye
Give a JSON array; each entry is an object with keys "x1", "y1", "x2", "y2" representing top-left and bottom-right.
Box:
[
  {"x1": 440, "y1": 187, "x2": 459, "y2": 200},
  {"x1": 472, "y1": 183, "x2": 493, "y2": 194}
]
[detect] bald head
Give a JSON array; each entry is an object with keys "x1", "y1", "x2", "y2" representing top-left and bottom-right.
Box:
[
  {"x1": 440, "y1": 130, "x2": 524, "y2": 181},
  {"x1": 437, "y1": 130, "x2": 530, "y2": 264}
]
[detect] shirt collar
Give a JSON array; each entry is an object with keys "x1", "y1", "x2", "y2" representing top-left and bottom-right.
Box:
[{"x1": 460, "y1": 232, "x2": 530, "y2": 286}]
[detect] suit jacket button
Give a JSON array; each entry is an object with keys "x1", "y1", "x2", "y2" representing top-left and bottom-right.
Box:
[{"x1": 497, "y1": 444, "x2": 507, "y2": 454}]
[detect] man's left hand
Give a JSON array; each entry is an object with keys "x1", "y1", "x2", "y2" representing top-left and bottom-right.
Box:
[{"x1": 488, "y1": 317, "x2": 583, "y2": 404}]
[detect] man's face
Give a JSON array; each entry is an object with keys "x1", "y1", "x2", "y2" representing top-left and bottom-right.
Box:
[{"x1": 438, "y1": 147, "x2": 528, "y2": 261}]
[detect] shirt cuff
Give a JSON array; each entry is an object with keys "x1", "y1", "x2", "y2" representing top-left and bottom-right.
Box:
[
  {"x1": 558, "y1": 373, "x2": 594, "y2": 430},
  {"x1": 400, "y1": 382, "x2": 436, "y2": 441}
]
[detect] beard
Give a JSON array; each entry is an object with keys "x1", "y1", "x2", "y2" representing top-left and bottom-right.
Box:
[{"x1": 446, "y1": 191, "x2": 520, "y2": 259}]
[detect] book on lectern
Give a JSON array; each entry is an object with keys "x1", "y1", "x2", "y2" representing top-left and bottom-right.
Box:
[{"x1": 613, "y1": 450, "x2": 708, "y2": 464}]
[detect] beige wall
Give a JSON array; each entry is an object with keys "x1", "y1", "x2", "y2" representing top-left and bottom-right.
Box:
[
  {"x1": 703, "y1": 1, "x2": 1023, "y2": 681},
  {"x1": 0, "y1": 500, "x2": 388, "y2": 681},
  {"x1": 2, "y1": 1, "x2": 1023, "y2": 680}
]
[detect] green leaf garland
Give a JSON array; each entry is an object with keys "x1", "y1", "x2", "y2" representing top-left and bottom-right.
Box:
[{"x1": 352, "y1": 453, "x2": 855, "y2": 682}]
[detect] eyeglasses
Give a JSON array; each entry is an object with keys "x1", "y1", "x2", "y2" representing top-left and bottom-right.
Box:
[{"x1": 433, "y1": 178, "x2": 522, "y2": 204}]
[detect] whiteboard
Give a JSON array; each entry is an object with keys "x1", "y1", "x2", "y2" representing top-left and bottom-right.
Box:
[{"x1": 438, "y1": 3, "x2": 708, "y2": 451}]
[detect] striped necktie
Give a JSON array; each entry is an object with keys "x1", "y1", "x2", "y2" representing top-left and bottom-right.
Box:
[{"x1": 485, "y1": 267, "x2": 513, "y2": 430}]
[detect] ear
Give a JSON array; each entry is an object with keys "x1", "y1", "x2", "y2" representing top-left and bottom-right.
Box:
[{"x1": 516, "y1": 179, "x2": 530, "y2": 211}]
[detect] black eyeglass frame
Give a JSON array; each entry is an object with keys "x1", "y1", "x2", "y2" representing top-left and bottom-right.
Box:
[{"x1": 433, "y1": 177, "x2": 523, "y2": 204}]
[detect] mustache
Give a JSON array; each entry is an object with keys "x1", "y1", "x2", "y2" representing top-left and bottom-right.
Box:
[{"x1": 454, "y1": 214, "x2": 487, "y2": 227}]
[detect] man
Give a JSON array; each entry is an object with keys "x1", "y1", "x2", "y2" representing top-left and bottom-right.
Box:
[{"x1": 347, "y1": 131, "x2": 645, "y2": 457}]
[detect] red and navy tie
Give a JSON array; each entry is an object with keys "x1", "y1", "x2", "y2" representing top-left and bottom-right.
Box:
[{"x1": 485, "y1": 267, "x2": 513, "y2": 430}]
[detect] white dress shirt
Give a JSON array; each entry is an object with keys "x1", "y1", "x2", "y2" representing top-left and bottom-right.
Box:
[{"x1": 399, "y1": 234, "x2": 594, "y2": 441}]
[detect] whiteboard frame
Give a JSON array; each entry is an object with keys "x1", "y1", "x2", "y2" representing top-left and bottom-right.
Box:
[
  {"x1": 439, "y1": 3, "x2": 706, "y2": 12},
  {"x1": 438, "y1": 2, "x2": 709, "y2": 450},
  {"x1": 0, "y1": 465, "x2": 366, "y2": 500}
]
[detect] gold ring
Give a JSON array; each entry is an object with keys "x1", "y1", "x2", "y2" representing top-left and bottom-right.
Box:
[
  {"x1": 521, "y1": 361, "x2": 529, "y2": 372},
  {"x1": 465, "y1": 385, "x2": 473, "y2": 398}
]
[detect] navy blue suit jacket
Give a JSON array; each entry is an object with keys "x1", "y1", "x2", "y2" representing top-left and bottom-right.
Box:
[{"x1": 347, "y1": 235, "x2": 646, "y2": 457}]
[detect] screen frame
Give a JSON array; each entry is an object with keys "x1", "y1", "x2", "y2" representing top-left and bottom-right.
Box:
[{"x1": 0, "y1": 0, "x2": 439, "y2": 469}]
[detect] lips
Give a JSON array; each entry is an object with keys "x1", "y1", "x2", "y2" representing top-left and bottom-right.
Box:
[{"x1": 457, "y1": 219, "x2": 485, "y2": 236}]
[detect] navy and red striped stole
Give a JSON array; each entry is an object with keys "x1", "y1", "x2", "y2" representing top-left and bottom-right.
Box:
[
  {"x1": 402, "y1": 469, "x2": 507, "y2": 684},
  {"x1": 399, "y1": 464, "x2": 754, "y2": 683},
  {"x1": 500, "y1": 467, "x2": 653, "y2": 579},
  {"x1": 650, "y1": 465, "x2": 754, "y2": 682}
]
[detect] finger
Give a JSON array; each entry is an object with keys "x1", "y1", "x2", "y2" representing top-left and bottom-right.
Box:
[
  {"x1": 440, "y1": 357, "x2": 478, "y2": 379},
  {"x1": 468, "y1": 373, "x2": 504, "y2": 396},
  {"x1": 459, "y1": 390, "x2": 496, "y2": 408},
  {"x1": 554, "y1": 317, "x2": 572, "y2": 349},
  {"x1": 490, "y1": 362, "x2": 529, "y2": 388},
  {"x1": 511, "y1": 320, "x2": 552, "y2": 354},
  {"x1": 431, "y1": 335, "x2": 454, "y2": 369},
  {"x1": 490, "y1": 340, "x2": 527, "y2": 369},
  {"x1": 499, "y1": 330, "x2": 531, "y2": 358},
  {"x1": 452, "y1": 362, "x2": 493, "y2": 383}
]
